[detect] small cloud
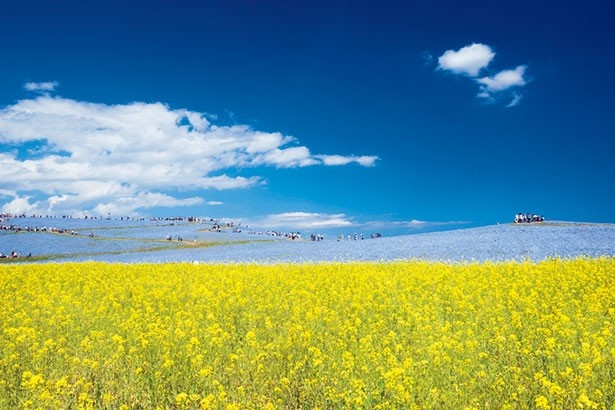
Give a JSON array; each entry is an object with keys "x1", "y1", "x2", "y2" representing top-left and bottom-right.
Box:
[
  {"x1": 206, "y1": 201, "x2": 224, "y2": 206},
  {"x1": 435, "y1": 43, "x2": 529, "y2": 107},
  {"x1": 400, "y1": 219, "x2": 430, "y2": 227},
  {"x1": 437, "y1": 43, "x2": 495, "y2": 77},
  {"x1": 249, "y1": 212, "x2": 353, "y2": 230},
  {"x1": 365, "y1": 219, "x2": 469, "y2": 230},
  {"x1": 506, "y1": 92, "x2": 523, "y2": 108},
  {"x1": 421, "y1": 51, "x2": 434, "y2": 66},
  {"x1": 316, "y1": 154, "x2": 379, "y2": 167},
  {"x1": 476, "y1": 66, "x2": 528, "y2": 106},
  {"x1": 23, "y1": 81, "x2": 59, "y2": 94},
  {"x1": 254, "y1": 146, "x2": 319, "y2": 168},
  {"x1": 476, "y1": 65, "x2": 527, "y2": 93},
  {"x1": 224, "y1": 109, "x2": 236, "y2": 121},
  {"x1": 394, "y1": 219, "x2": 469, "y2": 228}
]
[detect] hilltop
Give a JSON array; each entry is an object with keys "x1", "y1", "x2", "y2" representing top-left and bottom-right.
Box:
[{"x1": 2, "y1": 217, "x2": 613, "y2": 263}]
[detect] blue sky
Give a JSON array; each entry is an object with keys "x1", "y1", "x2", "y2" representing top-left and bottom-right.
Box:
[{"x1": 1, "y1": 0, "x2": 613, "y2": 235}]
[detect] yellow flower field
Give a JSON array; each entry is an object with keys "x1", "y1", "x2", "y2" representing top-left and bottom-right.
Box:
[{"x1": 1, "y1": 259, "x2": 614, "y2": 409}]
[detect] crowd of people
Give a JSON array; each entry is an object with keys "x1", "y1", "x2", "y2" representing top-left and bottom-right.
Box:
[
  {"x1": 1, "y1": 213, "x2": 144, "y2": 221},
  {"x1": 514, "y1": 213, "x2": 545, "y2": 223},
  {"x1": 1, "y1": 223, "x2": 83, "y2": 235},
  {"x1": 209, "y1": 221, "x2": 239, "y2": 233},
  {"x1": 247, "y1": 230, "x2": 302, "y2": 239},
  {"x1": 337, "y1": 233, "x2": 382, "y2": 241},
  {"x1": 0, "y1": 222, "x2": 91, "y2": 259},
  {"x1": 2, "y1": 213, "x2": 388, "y2": 259},
  {"x1": 0, "y1": 250, "x2": 29, "y2": 259},
  {"x1": 0, "y1": 213, "x2": 205, "y2": 222}
]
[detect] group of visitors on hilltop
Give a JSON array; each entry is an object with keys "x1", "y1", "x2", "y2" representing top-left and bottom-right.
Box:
[{"x1": 514, "y1": 213, "x2": 545, "y2": 223}]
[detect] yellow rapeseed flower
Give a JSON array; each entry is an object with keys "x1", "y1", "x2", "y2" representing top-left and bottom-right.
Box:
[{"x1": 0, "y1": 259, "x2": 613, "y2": 409}]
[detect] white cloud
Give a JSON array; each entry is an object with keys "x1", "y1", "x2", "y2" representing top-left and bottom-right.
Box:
[
  {"x1": 0, "y1": 93, "x2": 379, "y2": 216},
  {"x1": 1, "y1": 195, "x2": 35, "y2": 214},
  {"x1": 206, "y1": 201, "x2": 224, "y2": 206},
  {"x1": 394, "y1": 219, "x2": 468, "y2": 228},
  {"x1": 244, "y1": 214, "x2": 469, "y2": 233},
  {"x1": 477, "y1": 65, "x2": 527, "y2": 93},
  {"x1": 0, "y1": 189, "x2": 18, "y2": 198},
  {"x1": 437, "y1": 43, "x2": 495, "y2": 77},
  {"x1": 249, "y1": 212, "x2": 353, "y2": 230},
  {"x1": 255, "y1": 146, "x2": 319, "y2": 168},
  {"x1": 398, "y1": 219, "x2": 430, "y2": 227},
  {"x1": 365, "y1": 219, "x2": 469, "y2": 229},
  {"x1": 316, "y1": 154, "x2": 378, "y2": 167},
  {"x1": 436, "y1": 43, "x2": 529, "y2": 107},
  {"x1": 90, "y1": 192, "x2": 203, "y2": 216},
  {"x1": 475, "y1": 66, "x2": 528, "y2": 107},
  {"x1": 506, "y1": 92, "x2": 523, "y2": 108},
  {"x1": 23, "y1": 81, "x2": 59, "y2": 93}
]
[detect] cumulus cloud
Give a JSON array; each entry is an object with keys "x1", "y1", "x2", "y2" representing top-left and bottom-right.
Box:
[
  {"x1": 437, "y1": 43, "x2": 495, "y2": 77},
  {"x1": 1, "y1": 195, "x2": 35, "y2": 215},
  {"x1": 436, "y1": 43, "x2": 529, "y2": 107},
  {"x1": 0, "y1": 93, "x2": 378, "y2": 215}
]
